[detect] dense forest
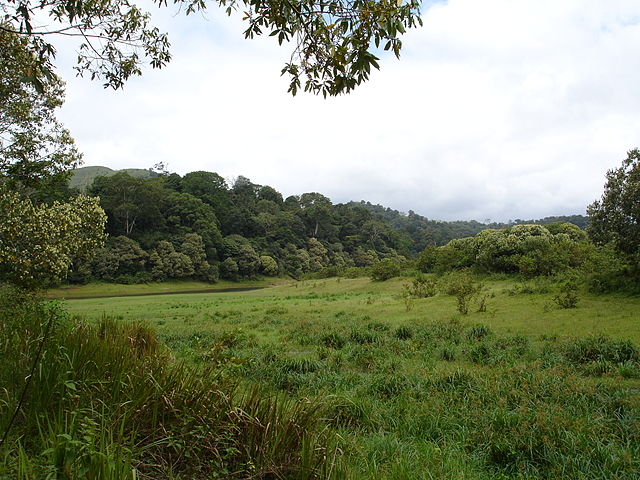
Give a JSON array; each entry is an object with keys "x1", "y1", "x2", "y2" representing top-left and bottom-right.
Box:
[{"x1": 64, "y1": 167, "x2": 588, "y2": 284}]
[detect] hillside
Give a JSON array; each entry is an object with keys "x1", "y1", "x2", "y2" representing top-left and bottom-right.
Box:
[{"x1": 70, "y1": 166, "x2": 159, "y2": 190}]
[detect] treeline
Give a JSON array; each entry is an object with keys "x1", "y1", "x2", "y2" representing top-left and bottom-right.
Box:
[
  {"x1": 348, "y1": 200, "x2": 588, "y2": 249},
  {"x1": 64, "y1": 169, "x2": 587, "y2": 284},
  {"x1": 66, "y1": 171, "x2": 410, "y2": 283}
]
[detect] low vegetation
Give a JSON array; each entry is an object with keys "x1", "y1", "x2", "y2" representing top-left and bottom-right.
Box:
[
  {"x1": 0, "y1": 288, "x2": 341, "y2": 479},
  {"x1": 3, "y1": 275, "x2": 637, "y2": 478}
]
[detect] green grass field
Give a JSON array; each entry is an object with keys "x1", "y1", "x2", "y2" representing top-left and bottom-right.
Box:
[
  {"x1": 55, "y1": 275, "x2": 640, "y2": 479},
  {"x1": 63, "y1": 276, "x2": 640, "y2": 342}
]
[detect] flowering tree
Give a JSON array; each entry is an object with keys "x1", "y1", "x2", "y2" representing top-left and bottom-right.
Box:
[{"x1": 0, "y1": 190, "x2": 107, "y2": 289}]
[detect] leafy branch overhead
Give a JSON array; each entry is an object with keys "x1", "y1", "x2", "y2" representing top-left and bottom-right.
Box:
[{"x1": 1, "y1": 0, "x2": 422, "y2": 95}]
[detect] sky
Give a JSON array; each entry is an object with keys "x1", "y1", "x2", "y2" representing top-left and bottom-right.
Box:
[{"x1": 53, "y1": 0, "x2": 640, "y2": 222}]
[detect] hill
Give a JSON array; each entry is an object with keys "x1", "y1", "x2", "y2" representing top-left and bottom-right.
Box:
[{"x1": 70, "y1": 166, "x2": 159, "y2": 190}]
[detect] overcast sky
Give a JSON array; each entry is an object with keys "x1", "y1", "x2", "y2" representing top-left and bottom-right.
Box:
[{"x1": 54, "y1": 0, "x2": 640, "y2": 222}]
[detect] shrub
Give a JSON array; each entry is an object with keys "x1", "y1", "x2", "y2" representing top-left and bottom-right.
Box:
[
  {"x1": 553, "y1": 281, "x2": 579, "y2": 308},
  {"x1": 370, "y1": 258, "x2": 401, "y2": 281},
  {"x1": 441, "y1": 272, "x2": 483, "y2": 315},
  {"x1": 409, "y1": 275, "x2": 437, "y2": 298}
]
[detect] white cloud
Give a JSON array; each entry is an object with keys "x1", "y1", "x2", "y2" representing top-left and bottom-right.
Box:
[{"x1": 55, "y1": 0, "x2": 640, "y2": 221}]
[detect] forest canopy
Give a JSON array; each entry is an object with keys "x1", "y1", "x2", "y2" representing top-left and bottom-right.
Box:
[{"x1": 60, "y1": 166, "x2": 589, "y2": 285}]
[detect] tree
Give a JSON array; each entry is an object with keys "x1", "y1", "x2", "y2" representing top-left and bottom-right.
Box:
[
  {"x1": 90, "y1": 173, "x2": 165, "y2": 237},
  {"x1": 259, "y1": 255, "x2": 279, "y2": 276},
  {"x1": 587, "y1": 149, "x2": 640, "y2": 257},
  {"x1": 0, "y1": 29, "x2": 81, "y2": 194},
  {"x1": 1, "y1": 0, "x2": 422, "y2": 96},
  {"x1": 91, "y1": 235, "x2": 147, "y2": 281},
  {"x1": 155, "y1": 240, "x2": 194, "y2": 278},
  {"x1": 299, "y1": 192, "x2": 335, "y2": 239},
  {"x1": 181, "y1": 233, "x2": 218, "y2": 281},
  {"x1": 162, "y1": 191, "x2": 223, "y2": 258},
  {"x1": 181, "y1": 171, "x2": 230, "y2": 219}
]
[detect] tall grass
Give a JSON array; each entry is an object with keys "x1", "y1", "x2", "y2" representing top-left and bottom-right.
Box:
[{"x1": 0, "y1": 288, "x2": 341, "y2": 479}]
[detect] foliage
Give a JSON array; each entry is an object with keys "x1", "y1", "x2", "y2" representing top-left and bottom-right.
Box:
[
  {"x1": 588, "y1": 148, "x2": 640, "y2": 257},
  {"x1": 221, "y1": 257, "x2": 240, "y2": 280},
  {"x1": 581, "y1": 244, "x2": 638, "y2": 293},
  {"x1": 370, "y1": 258, "x2": 401, "y2": 281},
  {"x1": 91, "y1": 235, "x2": 148, "y2": 281},
  {"x1": 1, "y1": 0, "x2": 422, "y2": 96},
  {"x1": 0, "y1": 29, "x2": 81, "y2": 194},
  {"x1": 0, "y1": 189, "x2": 106, "y2": 288},
  {"x1": 441, "y1": 272, "x2": 483, "y2": 315},
  {"x1": 419, "y1": 223, "x2": 591, "y2": 278},
  {"x1": 553, "y1": 281, "x2": 580, "y2": 309},
  {"x1": 260, "y1": 255, "x2": 279, "y2": 276},
  {"x1": 400, "y1": 275, "x2": 436, "y2": 312}
]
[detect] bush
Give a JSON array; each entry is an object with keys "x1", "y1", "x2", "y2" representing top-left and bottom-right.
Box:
[
  {"x1": 441, "y1": 272, "x2": 483, "y2": 315},
  {"x1": 553, "y1": 281, "x2": 579, "y2": 309},
  {"x1": 370, "y1": 258, "x2": 401, "y2": 281},
  {"x1": 407, "y1": 274, "x2": 437, "y2": 298}
]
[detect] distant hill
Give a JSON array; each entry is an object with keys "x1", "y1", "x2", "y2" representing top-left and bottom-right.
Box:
[{"x1": 70, "y1": 166, "x2": 159, "y2": 191}]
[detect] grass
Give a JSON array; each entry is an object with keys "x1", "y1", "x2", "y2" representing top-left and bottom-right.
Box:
[
  {"x1": 0, "y1": 289, "x2": 341, "y2": 479},
  {"x1": 46, "y1": 278, "x2": 287, "y2": 299},
  {"x1": 8, "y1": 274, "x2": 640, "y2": 479},
  {"x1": 61, "y1": 276, "x2": 640, "y2": 343}
]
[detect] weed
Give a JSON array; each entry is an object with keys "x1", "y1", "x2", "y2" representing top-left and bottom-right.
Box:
[
  {"x1": 320, "y1": 332, "x2": 346, "y2": 349},
  {"x1": 563, "y1": 336, "x2": 638, "y2": 365},
  {"x1": 617, "y1": 361, "x2": 640, "y2": 379},
  {"x1": 394, "y1": 326, "x2": 413, "y2": 340},
  {"x1": 439, "y1": 346, "x2": 457, "y2": 361},
  {"x1": 467, "y1": 323, "x2": 492, "y2": 341},
  {"x1": 349, "y1": 329, "x2": 378, "y2": 345}
]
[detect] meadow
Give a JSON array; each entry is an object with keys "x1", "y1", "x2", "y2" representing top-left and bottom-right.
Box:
[{"x1": 55, "y1": 274, "x2": 640, "y2": 479}]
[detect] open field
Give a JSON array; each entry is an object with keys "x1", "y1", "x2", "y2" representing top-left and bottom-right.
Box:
[
  {"x1": 56, "y1": 275, "x2": 640, "y2": 479},
  {"x1": 64, "y1": 276, "x2": 640, "y2": 342}
]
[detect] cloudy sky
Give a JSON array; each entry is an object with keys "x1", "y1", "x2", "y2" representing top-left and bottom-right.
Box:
[{"x1": 54, "y1": 0, "x2": 640, "y2": 222}]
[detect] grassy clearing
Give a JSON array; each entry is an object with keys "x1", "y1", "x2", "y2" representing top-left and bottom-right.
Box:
[
  {"x1": 17, "y1": 275, "x2": 640, "y2": 478},
  {"x1": 64, "y1": 276, "x2": 640, "y2": 343}
]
